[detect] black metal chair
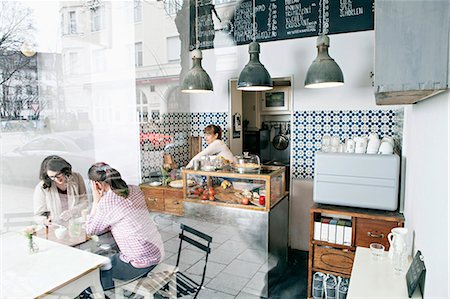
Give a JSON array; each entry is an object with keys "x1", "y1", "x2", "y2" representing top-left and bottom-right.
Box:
[{"x1": 168, "y1": 223, "x2": 213, "y2": 299}]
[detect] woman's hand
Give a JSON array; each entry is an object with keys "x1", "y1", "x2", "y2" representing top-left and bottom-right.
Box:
[
  {"x1": 91, "y1": 181, "x2": 103, "y2": 203},
  {"x1": 60, "y1": 210, "x2": 72, "y2": 222}
]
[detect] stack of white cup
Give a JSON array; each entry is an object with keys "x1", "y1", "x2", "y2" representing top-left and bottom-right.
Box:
[{"x1": 322, "y1": 134, "x2": 395, "y2": 155}]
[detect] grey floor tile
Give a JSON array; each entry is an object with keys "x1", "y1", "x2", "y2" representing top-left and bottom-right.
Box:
[
  {"x1": 240, "y1": 287, "x2": 266, "y2": 298},
  {"x1": 175, "y1": 217, "x2": 201, "y2": 228},
  {"x1": 208, "y1": 247, "x2": 241, "y2": 265},
  {"x1": 196, "y1": 288, "x2": 235, "y2": 299},
  {"x1": 191, "y1": 222, "x2": 221, "y2": 234},
  {"x1": 152, "y1": 213, "x2": 175, "y2": 228},
  {"x1": 186, "y1": 260, "x2": 226, "y2": 278},
  {"x1": 176, "y1": 248, "x2": 205, "y2": 265},
  {"x1": 163, "y1": 238, "x2": 182, "y2": 254},
  {"x1": 217, "y1": 239, "x2": 248, "y2": 253},
  {"x1": 237, "y1": 249, "x2": 267, "y2": 265},
  {"x1": 236, "y1": 290, "x2": 263, "y2": 299},
  {"x1": 222, "y1": 259, "x2": 261, "y2": 279},
  {"x1": 162, "y1": 252, "x2": 175, "y2": 262},
  {"x1": 244, "y1": 271, "x2": 267, "y2": 292},
  {"x1": 206, "y1": 272, "x2": 250, "y2": 296},
  {"x1": 160, "y1": 231, "x2": 178, "y2": 242},
  {"x1": 209, "y1": 231, "x2": 233, "y2": 244}
]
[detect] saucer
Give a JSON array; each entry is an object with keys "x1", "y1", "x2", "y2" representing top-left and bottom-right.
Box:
[{"x1": 149, "y1": 181, "x2": 162, "y2": 187}]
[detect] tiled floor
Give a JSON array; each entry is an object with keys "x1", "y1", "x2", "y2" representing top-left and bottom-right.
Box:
[{"x1": 148, "y1": 212, "x2": 308, "y2": 299}]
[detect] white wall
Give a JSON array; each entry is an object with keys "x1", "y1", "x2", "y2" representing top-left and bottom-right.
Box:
[
  {"x1": 402, "y1": 91, "x2": 449, "y2": 299},
  {"x1": 195, "y1": 30, "x2": 400, "y2": 252}
]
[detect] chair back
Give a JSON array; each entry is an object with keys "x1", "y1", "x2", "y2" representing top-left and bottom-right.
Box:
[{"x1": 176, "y1": 223, "x2": 212, "y2": 298}]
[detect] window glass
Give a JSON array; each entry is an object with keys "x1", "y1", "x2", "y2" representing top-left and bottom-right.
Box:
[
  {"x1": 68, "y1": 11, "x2": 77, "y2": 34},
  {"x1": 167, "y1": 36, "x2": 181, "y2": 62},
  {"x1": 90, "y1": 6, "x2": 105, "y2": 32},
  {"x1": 134, "y1": 0, "x2": 142, "y2": 22},
  {"x1": 135, "y1": 42, "x2": 143, "y2": 67}
]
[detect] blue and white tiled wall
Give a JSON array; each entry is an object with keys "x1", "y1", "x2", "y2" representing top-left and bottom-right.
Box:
[
  {"x1": 140, "y1": 112, "x2": 228, "y2": 181},
  {"x1": 139, "y1": 109, "x2": 404, "y2": 181},
  {"x1": 291, "y1": 109, "x2": 404, "y2": 179}
]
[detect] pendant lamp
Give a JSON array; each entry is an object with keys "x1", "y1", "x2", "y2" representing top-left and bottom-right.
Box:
[
  {"x1": 304, "y1": 1, "x2": 344, "y2": 88},
  {"x1": 237, "y1": 0, "x2": 273, "y2": 91},
  {"x1": 181, "y1": 0, "x2": 213, "y2": 93}
]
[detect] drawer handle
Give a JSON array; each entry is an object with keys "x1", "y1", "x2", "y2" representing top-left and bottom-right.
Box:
[
  {"x1": 147, "y1": 198, "x2": 158, "y2": 202},
  {"x1": 367, "y1": 232, "x2": 384, "y2": 238}
]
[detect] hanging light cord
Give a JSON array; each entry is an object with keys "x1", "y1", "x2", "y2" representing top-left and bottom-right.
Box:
[
  {"x1": 252, "y1": 0, "x2": 256, "y2": 42},
  {"x1": 322, "y1": 0, "x2": 328, "y2": 35},
  {"x1": 195, "y1": 0, "x2": 199, "y2": 49}
]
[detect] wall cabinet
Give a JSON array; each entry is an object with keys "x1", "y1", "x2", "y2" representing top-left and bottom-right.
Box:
[
  {"x1": 140, "y1": 185, "x2": 183, "y2": 216},
  {"x1": 307, "y1": 204, "x2": 404, "y2": 298},
  {"x1": 374, "y1": 0, "x2": 449, "y2": 105}
]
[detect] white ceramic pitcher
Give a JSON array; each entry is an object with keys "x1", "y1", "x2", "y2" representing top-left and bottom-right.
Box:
[{"x1": 387, "y1": 227, "x2": 408, "y2": 259}]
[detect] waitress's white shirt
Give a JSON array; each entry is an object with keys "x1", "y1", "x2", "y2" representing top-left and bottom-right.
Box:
[{"x1": 187, "y1": 139, "x2": 236, "y2": 167}]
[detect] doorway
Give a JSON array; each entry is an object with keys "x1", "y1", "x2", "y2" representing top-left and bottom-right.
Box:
[{"x1": 228, "y1": 77, "x2": 293, "y2": 188}]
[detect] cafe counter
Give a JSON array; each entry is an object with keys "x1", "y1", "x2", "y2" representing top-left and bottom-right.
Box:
[{"x1": 181, "y1": 166, "x2": 289, "y2": 297}]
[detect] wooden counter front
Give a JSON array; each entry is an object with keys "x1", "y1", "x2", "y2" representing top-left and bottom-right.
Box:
[{"x1": 140, "y1": 184, "x2": 184, "y2": 216}]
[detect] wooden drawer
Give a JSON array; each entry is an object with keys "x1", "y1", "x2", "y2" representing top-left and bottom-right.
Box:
[
  {"x1": 313, "y1": 245, "x2": 354, "y2": 276},
  {"x1": 355, "y1": 218, "x2": 401, "y2": 250},
  {"x1": 164, "y1": 189, "x2": 183, "y2": 199},
  {"x1": 142, "y1": 189, "x2": 164, "y2": 211},
  {"x1": 164, "y1": 197, "x2": 183, "y2": 216}
]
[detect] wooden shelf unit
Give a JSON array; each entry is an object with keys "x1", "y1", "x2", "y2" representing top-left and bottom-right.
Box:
[{"x1": 307, "y1": 204, "x2": 404, "y2": 298}]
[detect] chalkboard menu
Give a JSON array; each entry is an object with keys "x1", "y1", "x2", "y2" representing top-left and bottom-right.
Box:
[
  {"x1": 190, "y1": 0, "x2": 374, "y2": 50},
  {"x1": 406, "y1": 250, "x2": 426, "y2": 298}
]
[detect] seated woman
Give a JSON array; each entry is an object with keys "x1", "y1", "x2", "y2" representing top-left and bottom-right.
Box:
[
  {"x1": 33, "y1": 155, "x2": 88, "y2": 223},
  {"x1": 86, "y1": 162, "x2": 164, "y2": 290},
  {"x1": 187, "y1": 124, "x2": 237, "y2": 168}
]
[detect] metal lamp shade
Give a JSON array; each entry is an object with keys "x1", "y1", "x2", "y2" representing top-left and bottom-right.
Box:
[
  {"x1": 237, "y1": 42, "x2": 273, "y2": 91},
  {"x1": 305, "y1": 35, "x2": 344, "y2": 89},
  {"x1": 181, "y1": 49, "x2": 213, "y2": 93}
]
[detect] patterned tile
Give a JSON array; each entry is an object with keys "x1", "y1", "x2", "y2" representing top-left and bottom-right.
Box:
[
  {"x1": 140, "y1": 109, "x2": 403, "y2": 181},
  {"x1": 140, "y1": 112, "x2": 228, "y2": 181},
  {"x1": 291, "y1": 109, "x2": 403, "y2": 179}
]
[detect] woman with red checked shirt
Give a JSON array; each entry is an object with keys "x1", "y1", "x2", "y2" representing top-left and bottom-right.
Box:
[{"x1": 86, "y1": 162, "x2": 164, "y2": 290}]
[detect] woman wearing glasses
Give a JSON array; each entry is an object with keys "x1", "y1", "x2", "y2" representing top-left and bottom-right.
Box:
[{"x1": 33, "y1": 155, "x2": 87, "y2": 223}]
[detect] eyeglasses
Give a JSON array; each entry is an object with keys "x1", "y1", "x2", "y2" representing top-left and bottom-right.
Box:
[{"x1": 48, "y1": 173, "x2": 64, "y2": 180}]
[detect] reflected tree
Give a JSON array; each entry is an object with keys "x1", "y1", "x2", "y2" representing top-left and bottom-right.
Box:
[{"x1": 0, "y1": 2, "x2": 38, "y2": 120}]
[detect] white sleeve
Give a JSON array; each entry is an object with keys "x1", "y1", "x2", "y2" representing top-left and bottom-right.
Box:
[
  {"x1": 187, "y1": 141, "x2": 222, "y2": 167},
  {"x1": 33, "y1": 183, "x2": 48, "y2": 216}
]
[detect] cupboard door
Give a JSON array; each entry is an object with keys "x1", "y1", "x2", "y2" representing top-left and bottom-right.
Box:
[
  {"x1": 355, "y1": 218, "x2": 400, "y2": 250},
  {"x1": 142, "y1": 188, "x2": 164, "y2": 212},
  {"x1": 313, "y1": 245, "x2": 354, "y2": 276},
  {"x1": 164, "y1": 189, "x2": 184, "y2": 216}
]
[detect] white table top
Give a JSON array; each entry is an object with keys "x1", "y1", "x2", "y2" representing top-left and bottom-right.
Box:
[
  {"x1": 347, "y1": 247, "x2": 421, "y2": 299},
  {"x1": 0, "y1": 232, "x2": 109, "y2": 298}
]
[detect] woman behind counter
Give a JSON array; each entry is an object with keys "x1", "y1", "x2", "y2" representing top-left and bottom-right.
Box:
[
  {"x1": 33, "y1": 155, "x2": 88, "y2": 222},
  {"x1": 187, "y1": 124, "x2": 237, "y2": 168},
  {"x1": 86, "y1": 162, "x2": 164, "y2": 289}
]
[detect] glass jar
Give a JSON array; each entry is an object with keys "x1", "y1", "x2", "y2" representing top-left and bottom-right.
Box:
[{"x1": 233, "y1": 152, "x2": 261, "y2": 173}]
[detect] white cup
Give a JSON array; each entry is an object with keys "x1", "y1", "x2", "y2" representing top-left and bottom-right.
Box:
[
  {"x1": 382, "y1": 136, "x2": 395, "y2": 146},
  {"x1": 54, "y1": 226, "x2": 68, "y2": 239},
  {"x1": 378, "y1": 141, "x2": 394, "y2": 154},
  {"x1": 367, "y1": 137, "x2": 381, "y2": 154},
  {"x1": 321, "y1": 135, "x2": 331, "y2": 152},
  {"x1": 345, "y1": 139, "x2": 356, "y2": 153},
  {"x1": 354, "y1": 137, "x2": 368, "y2": 154}
]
